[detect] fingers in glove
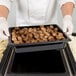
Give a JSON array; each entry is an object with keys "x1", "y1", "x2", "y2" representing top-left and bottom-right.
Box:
[
  {"x1": 4, "y1": 27, "x2": 10, "y2": 37},
  {"x1": 67, "y1": 24, "x2": 73, "y2": 35},
  {"x1": 5, "y1": 29, "x2": 9, "y2": 36},
  {"x1": 0, "y1": 31, "x2": 8, "y2": 40},
  {"x1": 63, "y1": 23, "x2": 68, "y2": 33},
  {"x1": 67, "y1": 29, "x2": 73, "y2": 35},
  {"x1": 0, "y1": 35, "x2": 8, "y2": 40}
]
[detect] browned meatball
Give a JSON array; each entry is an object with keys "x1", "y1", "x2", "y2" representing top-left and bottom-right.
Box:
[
  {"x1": 48, "y1": 36, "x2": 55, "y2": 41},
  {"x1": 49, "y1": 25, "x2": 54, "y2": 29},
  {"x1": 56, "y1": 32, "x2": 64, "y2": 40}
]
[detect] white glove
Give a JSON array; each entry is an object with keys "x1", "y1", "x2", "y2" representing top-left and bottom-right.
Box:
[
  {"x1": 63, "y1": 15, "x2": 73, "y2": 35},
  {"x1": 0, "y1": 17, "x2": 9, "y2": 40}
]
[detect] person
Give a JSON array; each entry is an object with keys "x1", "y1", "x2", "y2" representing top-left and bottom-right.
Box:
[{"x1": 0, "y1": 0, "x2": 75, "y2": 40}]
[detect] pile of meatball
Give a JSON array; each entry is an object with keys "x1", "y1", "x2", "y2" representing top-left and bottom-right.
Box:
[{"x1": 11, "y1": 25, "x2": 65, "y2": 44}]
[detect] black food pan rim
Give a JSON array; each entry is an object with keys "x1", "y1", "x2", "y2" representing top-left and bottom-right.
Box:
[{"x1": 72, "y1": 33, "x2": 76, "y2": 36}]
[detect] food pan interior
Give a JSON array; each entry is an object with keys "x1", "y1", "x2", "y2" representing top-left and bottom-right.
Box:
[
  {"x1": 9, "y1": 24, "x2": 70, "y2": 46},
  {"x1": 8, "y1": 50, "x2": 67, "y2": 74}
]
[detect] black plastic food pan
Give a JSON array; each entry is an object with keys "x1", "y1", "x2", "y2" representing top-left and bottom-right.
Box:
[
  {"x1": 72, "y1": 33, "x2": 76, "y2": 36},
  {"x1": 9, "y1": 24, "x2": 70, "y2": 49},
  {"x1": 15, "y1": 43, "x2": 65, "y2": 53},
  {"x1": 6, "y1": 48, "x2": 70, "y2": 76},
  {"x1": 65, "y1": 44, "x2": 76, "y2": 75},
  {"x1": 0, "y1": 46, "x2": 13, "y2": 76}
]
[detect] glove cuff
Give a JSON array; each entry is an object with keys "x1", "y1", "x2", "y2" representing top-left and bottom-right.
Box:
[
  {"x1": 63, "y1": 15, "x2": 72, "y2": 21},
  {"x1": 0, "y1": 17, "x2": 7, "y2": 23}
]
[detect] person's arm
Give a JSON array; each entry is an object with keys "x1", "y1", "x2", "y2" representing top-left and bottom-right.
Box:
[
  {"x1": 0, "y1": 6, "x2": 9, "y2": 40},
  {"x1": 0, "y1": 0, "x2": 12, "y2": 18},
  {"x1": 0, "y1": 0, "x2": 12, "y2": 40},
  {"x1": 61, "y1": 2, "x2": 74, "y2": 16},
  {"x1": 0, "y1": 5, "x2": 9, "y2": 19},
  {"x1": 60, "y1": 1, "x2": 75, "y2": 35}
]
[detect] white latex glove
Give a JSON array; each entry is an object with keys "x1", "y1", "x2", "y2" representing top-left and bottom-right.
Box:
[
  {"x1": 0, "y1": 17, "x2": 9, "y2": 40},
  {"x1": 63, "y1": 15, "x2": 73, "y2": 35}
]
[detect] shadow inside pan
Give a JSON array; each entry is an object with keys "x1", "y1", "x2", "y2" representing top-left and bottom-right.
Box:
[{"x1": 11, "y1": 50, "x2": 65, "y2": 73}]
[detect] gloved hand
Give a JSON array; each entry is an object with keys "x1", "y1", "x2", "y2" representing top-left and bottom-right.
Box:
[
  {"x1": 0, "y1": 17, "x2": 9, "y2": 40},
  {"x1": 63, "y1": 15, "x2": 73, "y2": 35}
]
